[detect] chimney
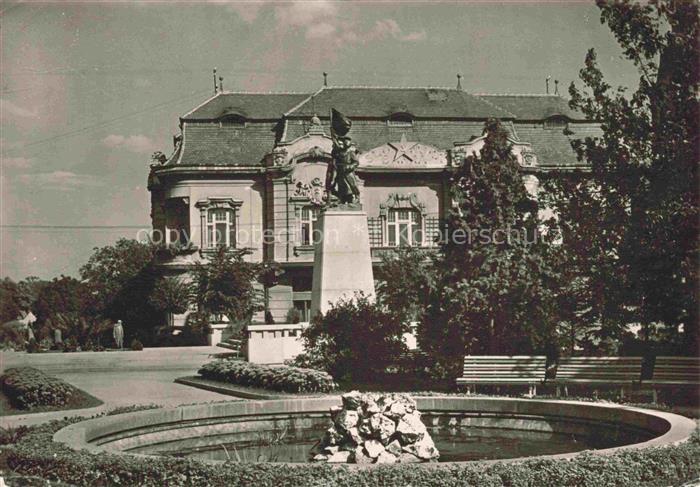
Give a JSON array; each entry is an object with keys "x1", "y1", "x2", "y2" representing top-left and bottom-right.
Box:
[
  {"x1": 554, "y1": 79, "x2": 559, "y2": 95},
  {"x1": 545, "y1": 76, "x2": 551, "y2": 94},
  {"x1": 323, "y1": 72, "x2": 328, "y2": 87},
  {"x1": 213, "y1": 68, "x2": 218, "y2": 94},
  {"x1": 219, "y1": 76, "x2": 224, "y2": 93},
  {"x1": 456, "y1": 74, "x2": 462, "y2": 90}
]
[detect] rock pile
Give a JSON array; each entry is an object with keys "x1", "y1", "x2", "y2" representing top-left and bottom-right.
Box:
[{"x1": 310, "y1": 391, "x2": 439, "y2": 464}]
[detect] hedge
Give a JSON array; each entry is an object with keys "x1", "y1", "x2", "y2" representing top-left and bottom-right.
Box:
[
  {"x1": 198, "y1": 359, "x2": 338, "y2": 393},
  {"x1": 1, "y1": 367, "x2": 76, "y2": 409},
  {"x1": 4, "y1": 415, "x2": 699, "y2": 487}
]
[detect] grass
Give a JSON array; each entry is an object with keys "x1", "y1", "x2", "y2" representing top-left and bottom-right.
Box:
[{"x1": 0, "y1": 387, "x2": 102, "y2": 416}]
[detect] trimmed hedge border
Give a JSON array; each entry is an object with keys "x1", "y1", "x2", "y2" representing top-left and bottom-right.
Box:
[
  {"x1": 1, "y1": 367, "x2": 76, "y2": 410},
  {"x1": 198, "y1": 359, "x2": 338, "y2": 393},
  {"x1": 4, "y1": 416, "x2": 700, "y2": 487}
]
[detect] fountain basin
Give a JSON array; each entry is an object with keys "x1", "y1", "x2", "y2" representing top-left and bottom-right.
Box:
[{"x1": 53, "y1": 396, "x2": 696, "y2": 465}]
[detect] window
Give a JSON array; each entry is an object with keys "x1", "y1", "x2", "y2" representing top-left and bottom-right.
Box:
[
  {"x1": 300, "y1": 206, "x2": 320, "y2": 245},
  {"x1": 206, "y1": 208, "x2": 236, "y2": 248},
  {"x1": 293, "y1": 300, "x2": 311, "y2": 323},
  {"x1": 219, "y1": 113, "x2": 246, "y2": 127},
  {"x1": 544, "y1": 116, "x2": 568, "y2": 130},
  {"x1": 387, "y1": 209, "x2": 422, "y2": 246},
  {"x1": 387, "y1": 112, "x2": 413, "y2": 127}
]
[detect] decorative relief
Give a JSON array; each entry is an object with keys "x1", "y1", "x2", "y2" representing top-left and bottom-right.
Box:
[
  {"x1": 272, "y1": 147, "x2": 289, "y2": 166},
  {"x1": 271, "y1": 134, "x2": 332, "y2": 167},
  {"x1": 360, "y1": 134, "x2": 447, "y2": 168},
  {"x1": 306, "y1": 114, "x2": 325, "y2": 135},
  {"x1": 519, "y1": 147, "x2": 538, "y2": 167},
  {"x1": 452, "y1": 135, "x2": 539, "y2": 167},
  {"x1": 293, "y1": 177, "x2": 326, "y2": 206},
  {"x1": 379, "y1": 193, "x2": 426, "y2": 217}
]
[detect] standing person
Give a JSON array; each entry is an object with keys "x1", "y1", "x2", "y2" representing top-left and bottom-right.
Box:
[
  {"x1": 26, "y1": 323, "x2": 35, "y2": 343},
  {"x1": 113, "y1": 320, "x2": 124, "y2": 349},
  {"x1": 53, "y1": 328, "x2": 63, "y2": 348}
]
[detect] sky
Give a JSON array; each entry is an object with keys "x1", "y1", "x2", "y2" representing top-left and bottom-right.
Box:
[{"x1": 0, "y1": 0, "x2": 640, "y2": 281}]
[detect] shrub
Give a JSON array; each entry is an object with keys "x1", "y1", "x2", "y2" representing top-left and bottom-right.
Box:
[
  {"x1": 130, "y1": 339, "x2": 144, "y2": 351},
  {"x1": 0, "y1": 367, "x2": 76, "y2": 409},
  {"x1": 26, "y1": 338, "x2": 39, "y2": 353},
  {"x1": 286, "y1": 307, "x2": 302, "y2": 324},
  {"x1": 298, "y1": 294, "x2": 409, "y2": 382},
  {"x1": 4, "y1": 417, "x2": 700, "y2": 487},
  {"x1": 198, "y1": 359, "x2": 337, "y2": 393},
  {"x1": 0, "y1": 320, "x2": 26, "y2": 350}
]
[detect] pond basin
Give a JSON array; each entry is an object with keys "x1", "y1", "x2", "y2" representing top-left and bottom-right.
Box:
[{"x1": 53, "y1": 396, "x2": 696, "y2": 465}]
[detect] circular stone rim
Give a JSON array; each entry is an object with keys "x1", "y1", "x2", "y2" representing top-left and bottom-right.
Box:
[{"x1": 53, "y1": 396, "x2": 697, "y2": 467}]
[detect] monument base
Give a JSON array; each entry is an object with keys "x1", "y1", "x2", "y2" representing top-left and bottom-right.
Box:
[{"x1": 310, "y1": 208, "x2": 375, "y2": 317}]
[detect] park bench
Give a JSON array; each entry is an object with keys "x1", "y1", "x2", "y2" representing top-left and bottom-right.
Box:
[
  {"x1": 456, "y1": 356, "x2": 547, "y2": 396},
  {"x1": 217, "y1": 338, "x2": 243, "y2": 359},
  {"x1": 552, "y1": 356, "x2": 643, "y2": 398},
  {"x1": 646, "y1": 356, "x2": 700, "y2": 403}
]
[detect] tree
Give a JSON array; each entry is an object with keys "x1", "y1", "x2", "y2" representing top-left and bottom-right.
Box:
[
  {"x1": 424, "y1": 119, "x2": 559, "y2": 377},
  {"x1": 375, "y1": 247, "x2": 435, "y2": 325},
  {"x1": 544, "y1": 0, "x2": 699, "y2": 354},
  {"x1": 80, "y1": 239, "x2": 161, "y2": 344},
  {"x1": 190, "y1": 247, "x2": 263, "y2": 326},
  {"x1": 0, "y1": 278, "x2": 28, "y2": 323},
  {"x1": 149, "y1": 277, "x2": 191, "y2": 327},
  {"x1": 33, "y1": 276, "x2": 88, "y2": 325}
]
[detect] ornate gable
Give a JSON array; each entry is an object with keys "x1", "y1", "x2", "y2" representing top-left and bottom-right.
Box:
[
  {"x1": 453, "y1": 135, "x2": 538, "y2": 167},
  {"x1": 359, "y1": 134, "x2": 448, "y2": 169}
]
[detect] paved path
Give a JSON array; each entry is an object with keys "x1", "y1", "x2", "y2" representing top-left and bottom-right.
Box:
[{"x1": 1, "y1": 347, "x2": 232, "y2": 427}]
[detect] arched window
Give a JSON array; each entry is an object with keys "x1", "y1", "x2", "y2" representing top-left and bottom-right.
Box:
[
  {"x1": 387, "y1": 112, "x2": 413, "y2": 127},
  {"x1": 387, "y1": 208, "x2": 422, "y2": 246}
]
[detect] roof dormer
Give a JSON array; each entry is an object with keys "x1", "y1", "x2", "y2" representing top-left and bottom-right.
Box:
[
  {"x1": 387, "y1": 112, "x2": 414, "y2": 127},
  {"x1": 543, "y1": 114, "x2": 569, "y2": 130}
]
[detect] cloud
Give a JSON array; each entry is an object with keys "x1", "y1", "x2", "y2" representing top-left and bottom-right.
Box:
[
  {"x1": 276, "y1": 0, "x2": 337, "y2": 28},
  {"x1": 1, "y1": 156, "x2": 33, "y2": 169},
  {"x1": 16, "y1": 171, "x2": 104, "y2": 192},
  {"x1": 365, "y1": 19, "x2": 427, "y2": 43},
  {"x1": 269, "y1": 2, "x2": 424, "y2": 44},
  {"x1": 224, "y1": 2, "x2": 266, "y2": 23},
  {"x1": 102, "y1": 134, "x2": 158, "y2": 154},
  {"x1": 306, "y1": 22, "x2": 336, "y2": 40}
]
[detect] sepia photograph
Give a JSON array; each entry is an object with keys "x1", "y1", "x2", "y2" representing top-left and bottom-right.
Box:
[{"x1": 1, "y1": 1, "x2": 698, "y2": 485}]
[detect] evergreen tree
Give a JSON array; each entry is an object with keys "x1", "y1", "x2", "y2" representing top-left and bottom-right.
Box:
[{"x1": 424, "y1": 119, "x2": 558, "y2": 377}]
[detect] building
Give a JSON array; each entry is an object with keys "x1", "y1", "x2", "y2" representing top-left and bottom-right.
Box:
[{"x1": 148, "y1": 85, "x2": 599, "y2": 327}]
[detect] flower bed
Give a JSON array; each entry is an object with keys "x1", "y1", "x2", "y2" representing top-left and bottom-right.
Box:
[
  {"x1": 3, "y1": 416, "x2": 700, "y2": 487},
  {"x1": 0, "y1": 367, "x2": 77, "y2": 410},
  {"x1": 198, "y1": 359, "x2": 338, "y2": 393}
]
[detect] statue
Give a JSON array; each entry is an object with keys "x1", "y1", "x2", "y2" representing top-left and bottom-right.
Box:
[{"x1": 326, "y1": 108, "x2": 360, "y2": 206}]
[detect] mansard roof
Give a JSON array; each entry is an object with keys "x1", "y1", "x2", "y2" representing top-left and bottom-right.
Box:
[
  {"x1": 160, "y1": 87, "x2": 597, "y2": 169},
  {"x1": 476, "y1": 94, "x2": 584, "y2": 120},
  {"x1": 284, "y1": 87, "x2": 514, "y2": 119},
  {"x1": 182, "y1": 92, "x2": 309, "y2": 120}
]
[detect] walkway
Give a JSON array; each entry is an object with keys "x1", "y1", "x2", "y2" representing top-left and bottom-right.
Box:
[{"x1": 1, "y1": 346, "x2": 232, "y2": 428}]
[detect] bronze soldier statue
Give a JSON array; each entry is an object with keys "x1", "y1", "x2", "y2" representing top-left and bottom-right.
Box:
[{"x1": 326, "y1": 108, "x2": 360, "y2": 206}]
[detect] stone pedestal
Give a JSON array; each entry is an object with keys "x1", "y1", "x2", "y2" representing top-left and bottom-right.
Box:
[
  {"x1": 311, "y1": 208, "x2": 375, "y2": 317},
  {"x1": 207, "y1": 323, "x2": 228, "y2": 346}
]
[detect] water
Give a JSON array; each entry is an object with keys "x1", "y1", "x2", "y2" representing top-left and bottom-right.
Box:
[{"x1": 165, "y1": 426, "x2": 632, "y2": 463}]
